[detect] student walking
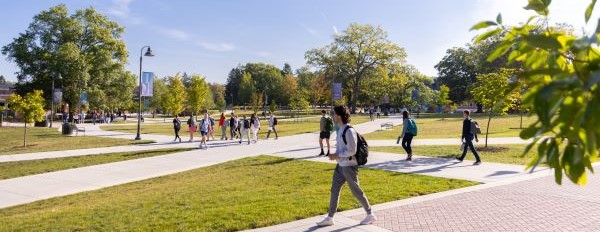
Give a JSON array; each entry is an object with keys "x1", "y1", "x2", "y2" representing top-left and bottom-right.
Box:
[
  {"x1": 173, "y1": 115, "x2": 182, "y2": 143},
  {"x1": 376, "y1": 106, "x2": 381, "y2": 119},
  {"x1": 208, "y1": 115, "x2": 216, "y2": 141},
  {"x1": 368, "y1": 107, "x2": 374, "y2": 122},
  {"x1": 396, "y1": 111, "x2": 417, "y2": 161},
  {"x1": 198, "y1": 114, "x2": 210, "y2": 149},
  {"x1": 319, "y1": 110, "x2": 334, "y2": 156},
  {"x1": 250, "y1": 113, "x2": 260, "y2": 143},
  {"x1": 266, "y1": 112, "x2": 279, "y2": 140},
  {"x1": 237, "y1": 117, "x2": 243, "y2": 139},
  {"x1": 219, "y1": 113, "x2": 228, "y2": 140},
  {"x1": 229, "y1": 113, "x2": 238, "y2": 140},
  {"x1": 317, "y1": 105, "x2": 376, "y2": 227},
  {"x1": 187, "y1": 115, "x2": 197, "y2": 142},
  {"x1": 239, "y1": 115, "x2": 251, "y2": 144},
  {"x1": 456, "y1": 110, "x2": 482, "y2": 165}
]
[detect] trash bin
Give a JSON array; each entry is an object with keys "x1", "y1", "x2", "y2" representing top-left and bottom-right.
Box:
[
  {"x1": 35, "y1": 120, "x2": 48, "y2": 127},
  {"x1": 62, "y1": 122, "x2": 73, "y2": 135}
]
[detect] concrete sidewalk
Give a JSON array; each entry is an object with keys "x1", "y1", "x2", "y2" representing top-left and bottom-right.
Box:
[{"x1": 368, "y1": 137, "x2": 533, "y2": 147}]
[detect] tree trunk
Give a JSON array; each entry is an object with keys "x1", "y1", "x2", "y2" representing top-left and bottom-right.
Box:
[
  {"x1": 520, "y1": 110, "x2": 523, "y2": 129},
  {"x1": 23, "y1": 121, "x2": 27, "y2": 147},
  {"x1": 485, "y1": 112, "x2": 493, "y2": 148},
  {"x1": 350, "y1": 80, "x2": 360, "y2": 114}
]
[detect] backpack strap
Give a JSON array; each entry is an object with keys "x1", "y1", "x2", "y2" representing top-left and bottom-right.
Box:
[{"x1": 342, "y1": 125, "x2": 353, "y2": 145}]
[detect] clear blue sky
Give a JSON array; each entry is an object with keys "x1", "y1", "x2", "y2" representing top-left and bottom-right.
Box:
[{"x1": 0, "y1": 0, "x2": 595, "y2": 84}]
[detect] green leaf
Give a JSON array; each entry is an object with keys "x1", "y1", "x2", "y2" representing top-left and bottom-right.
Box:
[
  {"x1": 526, "y1": 138, "x2": 546, "y2": 171},
  {"x1": 470, "y1": 21, "x2": 498, "y2": 31},
  {"x1": 474, "y1": 28, "x2": 502, "y2": 43},
  {"x1": 487, "y1": 41, "x2": 512, "y2": 62},
  {"x1": 524, "y1": 35, "x2": 563, "y2": 50},
  {"x1": 496, "y1": 13, "x2": 503, "y2": 24},
  {"x1": 563, "y1": 144, "x2": 587, "y2": 185},
  {"x1": 524, "y1": 0, "x2": 551, "y2": 15},
  {"x1": 520, "y1": 123, "x2": 540, "y2": 139},
  {"x1": 586, "y1": 0, "x2": 597, "y2": 23}
]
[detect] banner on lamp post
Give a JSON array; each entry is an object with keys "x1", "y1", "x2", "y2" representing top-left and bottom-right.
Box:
[
  {"x1": 141, "y1": 72, "x2": 154, "y2": 97},
  {"x1": 52, "y1": 88, "x2": 62, "y2": 104},
  {"x1": 333, "y1": 83, "x2": 342, "y2": 101},
  {"x1": 80, "y1": 92, "x2": 88, "y2": 105}
]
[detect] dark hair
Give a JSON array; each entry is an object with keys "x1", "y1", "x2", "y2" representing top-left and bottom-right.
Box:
[
  {"x1": 402, "y1": 110, "x2": 410, "y2": 119},
  {"x1": 321, "y1": 110, "x2": 326, "y2": 114},
  {"x1": 333, "y1": 105, "x2": 351, "y2": 124},
  {"x1": 464, "y1": 110, "x2": 471, "y2": 116}
]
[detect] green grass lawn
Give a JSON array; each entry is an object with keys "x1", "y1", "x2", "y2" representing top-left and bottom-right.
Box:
[
  {"x1": 0, "y1": 155, "x2": 476, "y2": 231},
  {"x1": 364, "y1": 115, "x2": 538, "y2": 140},
  {"x1": 0, "y1": 148, "x2": 193, "y2": 180},
  {"x1": 371, "y1": 144, "x2": 543, "y2": 165},
  {"x1": 101, "y1": 115, "x2": 371, "y2": 138},
  {"x1": 0, "y1": 127, "x2": 153, "y2": 155}
]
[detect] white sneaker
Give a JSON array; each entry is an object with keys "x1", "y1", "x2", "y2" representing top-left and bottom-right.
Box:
[
  {"x1": 316, "y1": 217, "x2": 335, "y2": 227},
  {"x1": 360, "y1": 214, "x2": 377, "y2": 225}
]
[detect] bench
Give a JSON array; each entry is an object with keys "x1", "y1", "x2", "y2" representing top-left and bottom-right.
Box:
[
  {"x1": 380, "y1": 122, "x2": 394, "y2": 130},
  {"x1": 74, "y1": 125, "x2": 86, "y2": 136}
]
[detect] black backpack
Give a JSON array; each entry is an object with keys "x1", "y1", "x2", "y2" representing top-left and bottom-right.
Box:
[
  {"x1": 273, "y1": 117, "x2": 278, "y2": 126},
  {"x1": 229, "y1": 118, "x2": 235, "y2": 127},
  {"x1": 342, "y1": 125, "x2": 369, "y2": 166},
  {"x1": 243, "y1": 119, "x2": 250, "y2": 129}
]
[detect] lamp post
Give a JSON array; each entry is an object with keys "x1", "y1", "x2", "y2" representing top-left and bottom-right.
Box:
[{"x1": 135, "y1": 46, "x2": 154, "y2": 140}]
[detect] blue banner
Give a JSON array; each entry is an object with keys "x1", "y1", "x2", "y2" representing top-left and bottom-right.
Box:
[
  {"x1": 141, "y1": 72, "x2": 154, "y2": 97},
  {"x1": 333, "y1": 83, "x2": 342, "y2": 101},
  {"x1": 80, "y1": 92, "x2": 88, "y2": 105}
]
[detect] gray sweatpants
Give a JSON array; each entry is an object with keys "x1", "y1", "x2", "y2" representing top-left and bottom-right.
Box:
[{"x1": 328, "y1": 164, "x2": 372, "y2": 217}]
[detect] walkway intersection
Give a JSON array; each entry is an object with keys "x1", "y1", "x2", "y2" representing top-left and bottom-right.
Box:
[{"x1": 0, "y1": 116, "x2": 597, "y2": 231}]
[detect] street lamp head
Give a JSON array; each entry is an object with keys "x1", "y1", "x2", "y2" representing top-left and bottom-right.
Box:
[{"x1": 144, "y1": 47, "x2": 154, "y2": 57}]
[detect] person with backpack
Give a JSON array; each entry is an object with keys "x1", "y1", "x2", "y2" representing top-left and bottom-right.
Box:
[
  {"x1": 198, "y1": 113, "x2": 210, "y2": 149},
  {"x1": 187, "y1": 115, "x2": 196, "y2": 142},
  {"x1": 368, "y1": 107, "x2": 374, "y2": 122},
  {"x1": 396, "y1": 111, "x2": 417, "y2": 161},
  {"x1": 172, "y1": 115, "x2": 182, "y2": 143},
  {"x1": 229, "y1": 113, "x2": 237, "y2": 140},
  {"x1": 319, "y1": 110, "x2": 334, "y2": 156},
  {"x1": 250, "y1": 113, "x2": 260, "y2": 143},
  {"x1": 239, "y1": 115, "x2": 251, "y2": 145},
  {"x1": 317, "y1": 105, "x2": 376, "y2": 227},
  {"x1": 266, "y1": 112, "x2": 279, "y2": 140},
  {"x1": 456, "y1": 110, "x2": 482, "y2": 165}
]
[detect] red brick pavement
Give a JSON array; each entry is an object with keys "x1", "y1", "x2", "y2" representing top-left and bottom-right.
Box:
[{"x1": 352, "y1": 174, "x2": 600, "y2": 232}]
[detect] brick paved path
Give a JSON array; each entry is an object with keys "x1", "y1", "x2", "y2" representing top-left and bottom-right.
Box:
[{"x1": 350, "y1": 173, "x2": 600, "y2": 232}]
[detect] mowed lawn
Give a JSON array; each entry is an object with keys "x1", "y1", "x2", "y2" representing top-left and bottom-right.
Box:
[
  {"x1": 0, "y1": 148, "x2": 193, "y2": 180},
  {"x1": 101, "y1": 115, "x2": 371, "y2": 138},
  {"x1": 371, "y1": 144, "x2": 545, "y2": 166},
  {"x1": 0, "y1": 127, "x2": 152, "y2": 155},
  {"x1": 0, "y1": 155, "x2": 476, "y2": 231},
  {"x1": 364, "y1": 115, "x2": 538, "y2": 140}
]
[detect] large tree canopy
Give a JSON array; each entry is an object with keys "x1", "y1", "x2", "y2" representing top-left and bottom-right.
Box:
[
  {"x1": 1, "y1": 4, "x2": 128, "y2": 111},
  {"x1": 306, "y1": 23, "x2": 407, "y2": 112}
]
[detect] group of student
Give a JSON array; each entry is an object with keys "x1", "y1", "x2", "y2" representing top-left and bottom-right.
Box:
[
  {"x1": 316, "y1": 107, "x2": 483, "y2": 227},
  {"x1": 171, "y1": 111, "x2": 280, "y2": 149}
]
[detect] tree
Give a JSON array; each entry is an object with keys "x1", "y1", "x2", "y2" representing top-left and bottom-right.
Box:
[
  {"x1": 1, "y1": 5, "x2": 128, "y2": 113},
  {"x1": 472, "y1": 0, "x2": 600, "y2": 185},
  {"x1": 187, "y1": 75, "x2": 210, "y2": 117},
  {"x1": 225, "y1": 67, "x2": 243, "y2": 106},
  {"x1": 237, "y1": 72, "x2": 255, "y2": 105},
  {"x1": 471, "y1": 69, "x2": 518, "y2": 147},
  {"x1": 0, "y1": 75, "x2": 6, "y2": 85},
  {"x1": 435, "y1": 47, "x2": 477, "y2": 104},
  {"x1": 250, "y1": 92, "x2": 263, "y2": 113},
  {"x1": 289, "y1": 90, "x2": 310, "y2": 115},
  {"x1": 6, "y1": 90, "x2": 46, "y2": 146},
  {"x1": 281, "y1": 74, "x2": 299, "y2": 105},
  {"x1": 149, "y1": 77, "x2": 167, "y2": 118},
  {"x1": 435, "y1": 85, "x2": 452, "y2": 114},
  {"x1": 282, "y1": 63, "x2": 293, "y2": 76},
  {"x1": 269, "y1": 100, "x2": 277, "y2": 113},
  {"x1": 309, "y1": 73, "x2": 330, "y2": 107},
  {"x1": 306, "y1": 23, "x2": 407, "y2": 113},
  {"x1": 164, "y1": 75, "x2": 187, "y2": 116},
  {"x1": 209, "y1": 83, "x2": 226, "y2": 110}
]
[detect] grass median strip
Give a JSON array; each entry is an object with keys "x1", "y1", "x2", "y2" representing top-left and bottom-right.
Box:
[
  {"x1": 0, "y1": 155, "x2": 476, "y2": 231},
  {"x1": 0, "y1": 127, "x2": 153, "y2": 155},
  {"x1": 363, "y1": 115, "x2": 538, "y2": 140},
  {"x1": 371, "y1": 144, "x2": 543, "y2": 165},
  {"x1": 0, "y1": 148, "x2": 193, "y2": 180}
]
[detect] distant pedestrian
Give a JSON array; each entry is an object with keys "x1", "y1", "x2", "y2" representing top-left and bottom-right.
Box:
[
  {"x1": 173, "y1": 115, "x2": 182, "y2": 143},
  {"x1": 250, "y1": 113, "x2": 260, "y2": 143},
  {"x1": 266, "y1": 112, "x2": 279, "y2": 140},
  {"x1": 239, "y1": 115, "x2": 251, "y2": 144},
  {"x1": 92, "y1": 111, "x2": 97, "y2": 125},
  {"x1": 237, "y1": 116, "x2": 242, "y2": 138},
  {"x1": 456, "y1": 110, "x2": 482, "y2": 165},
  {"x1": 319, "y1": 110, "x2": 334, "y2": 156},
  {"x1": 198, "y1": 113, "x2": 210, "y2": 149},
  {"x1": 187, "y1": 115, "x2": 197, "y2": 142},
  {"x1": 208, "y1": 115, "x2": 216, "y2": 141},
  {"x1": 317, "y1": 105, "x2": 376, "y2": 227},
  {"x1": 396, "y1": 111, "x2": 417, "y2": 161},
  {"x1": 368, "y1": 108, "x2": 374, "y2": 122},
  {"x1": 229, "y1": 113, "x2": 238, "y2": 140},
  {"x1": 376, "y1": 106, "x2": 381, "y2": 119},
  {"x1": 219, "y1": 113, "x2": 228, "y2": 140}
]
